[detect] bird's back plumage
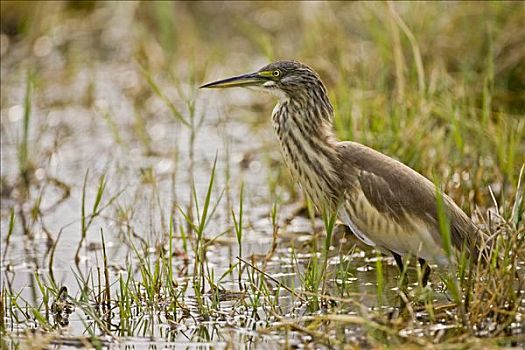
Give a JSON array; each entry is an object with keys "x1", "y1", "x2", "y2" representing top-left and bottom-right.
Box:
[{"x1": 337, "y1": 141, "x2": 479, "y2": 264}]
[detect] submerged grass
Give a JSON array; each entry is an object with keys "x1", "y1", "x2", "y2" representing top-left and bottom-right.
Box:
[{"x1": 1, "y1": 1, "x2": 524, "y2": 349}]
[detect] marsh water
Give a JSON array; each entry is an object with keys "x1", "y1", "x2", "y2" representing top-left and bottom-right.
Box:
[
  {"x1": 0, "y1": 51, "x2": 406, "y2": 348},
  {"x1": 1, "y1": 2, "x2": 524, "y2": 349},
  {"x1": 0, "y1": 9, "x2": 405, "y2": 350}
]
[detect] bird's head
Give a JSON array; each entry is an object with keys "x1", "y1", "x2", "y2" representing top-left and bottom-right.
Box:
[{"x1": 200, "y1": 60, "x2": 328, "y2": 102}]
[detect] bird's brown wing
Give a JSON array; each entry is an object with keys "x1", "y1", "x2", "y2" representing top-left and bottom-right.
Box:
[{"x1": 338, "y1": 141, "x2": 479, "y2": 255}]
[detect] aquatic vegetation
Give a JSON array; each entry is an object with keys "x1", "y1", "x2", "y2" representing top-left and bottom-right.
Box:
[{"x1": 1, "y1": 2, "x2": 523, "y2": 348}]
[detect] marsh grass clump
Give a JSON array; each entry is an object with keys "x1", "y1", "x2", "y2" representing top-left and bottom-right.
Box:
[
  {"x1": 1, "y1": 1, "x2": 523, "y2": 349},
  {"x1": 465, "y1": 168, "x2": 524, "y2": 338}
]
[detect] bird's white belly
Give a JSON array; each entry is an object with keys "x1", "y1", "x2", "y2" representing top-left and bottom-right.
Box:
[
  {"x1": 338, "y1": 208, "x2": 376, "y2": 247},
  {"x1": 340, "y1": 194, "x2": 449, "y2": 265}
]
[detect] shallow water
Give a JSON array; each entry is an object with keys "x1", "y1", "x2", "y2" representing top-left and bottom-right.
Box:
[
  {"x1": 0, "y1": 53, "x2": 410, "y2": 345},
  {"x1": 1, "y1": 3, "x2": 524, "y2": 349},
  {"x1": 0, "y1": 15, "x2": 384, "y2": 348}
]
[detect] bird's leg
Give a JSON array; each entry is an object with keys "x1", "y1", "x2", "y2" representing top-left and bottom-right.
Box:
[
  {"x1": 418, "y1": 258, "x2": 431, "y2": 286},
  {"x1": 391, "y1": 251, "x2": 404, "y2": 272},
  {"x1": 391, "y1": 252, "x2": 408, "y2": 288},
  {"x1": 388, "y1": 251, "x2": 409, "y2": 320}
]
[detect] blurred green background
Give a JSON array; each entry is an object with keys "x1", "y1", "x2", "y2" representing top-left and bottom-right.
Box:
[
  {"x1": 1, "y1": 3, "x2": 524, "y2": 347},
  {"x1": 3, "y1": 1, "x2": 523, "y2": 104},
  {"x1": 2, "y1": 1, "x2": 524, "y2": 208}
]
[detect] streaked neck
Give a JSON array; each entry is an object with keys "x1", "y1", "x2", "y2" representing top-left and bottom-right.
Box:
[{"x1": 271, "y1": 96, "x2": 341, "y2": 207}]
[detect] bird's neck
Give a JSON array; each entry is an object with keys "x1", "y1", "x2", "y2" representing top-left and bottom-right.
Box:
[{"x1": 271, "y1": 96, "x2": 342, "y2": 207}]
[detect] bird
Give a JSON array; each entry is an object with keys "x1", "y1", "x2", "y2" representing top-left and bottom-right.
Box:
[{"x1": 201, "y1": 60, "x2": 482, "y2": 286}]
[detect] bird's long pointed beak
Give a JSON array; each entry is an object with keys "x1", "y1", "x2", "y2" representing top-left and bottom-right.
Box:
[{"x1": 200, "y1": 72, "x2": 263, "y2": 89}]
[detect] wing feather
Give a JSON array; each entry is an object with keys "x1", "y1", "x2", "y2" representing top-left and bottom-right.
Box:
[{"x1": 338, "y1": 141, "x2": 479, "y2": 257}]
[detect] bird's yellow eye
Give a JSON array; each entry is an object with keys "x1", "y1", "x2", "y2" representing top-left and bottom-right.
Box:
[{"x1": 273, "y1": 70, "x2": 281, "y2": 77}]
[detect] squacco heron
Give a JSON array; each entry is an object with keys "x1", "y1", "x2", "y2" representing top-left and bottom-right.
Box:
[{"x1": 201, "y1": 60, "x2": 482, "y2": 286}]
